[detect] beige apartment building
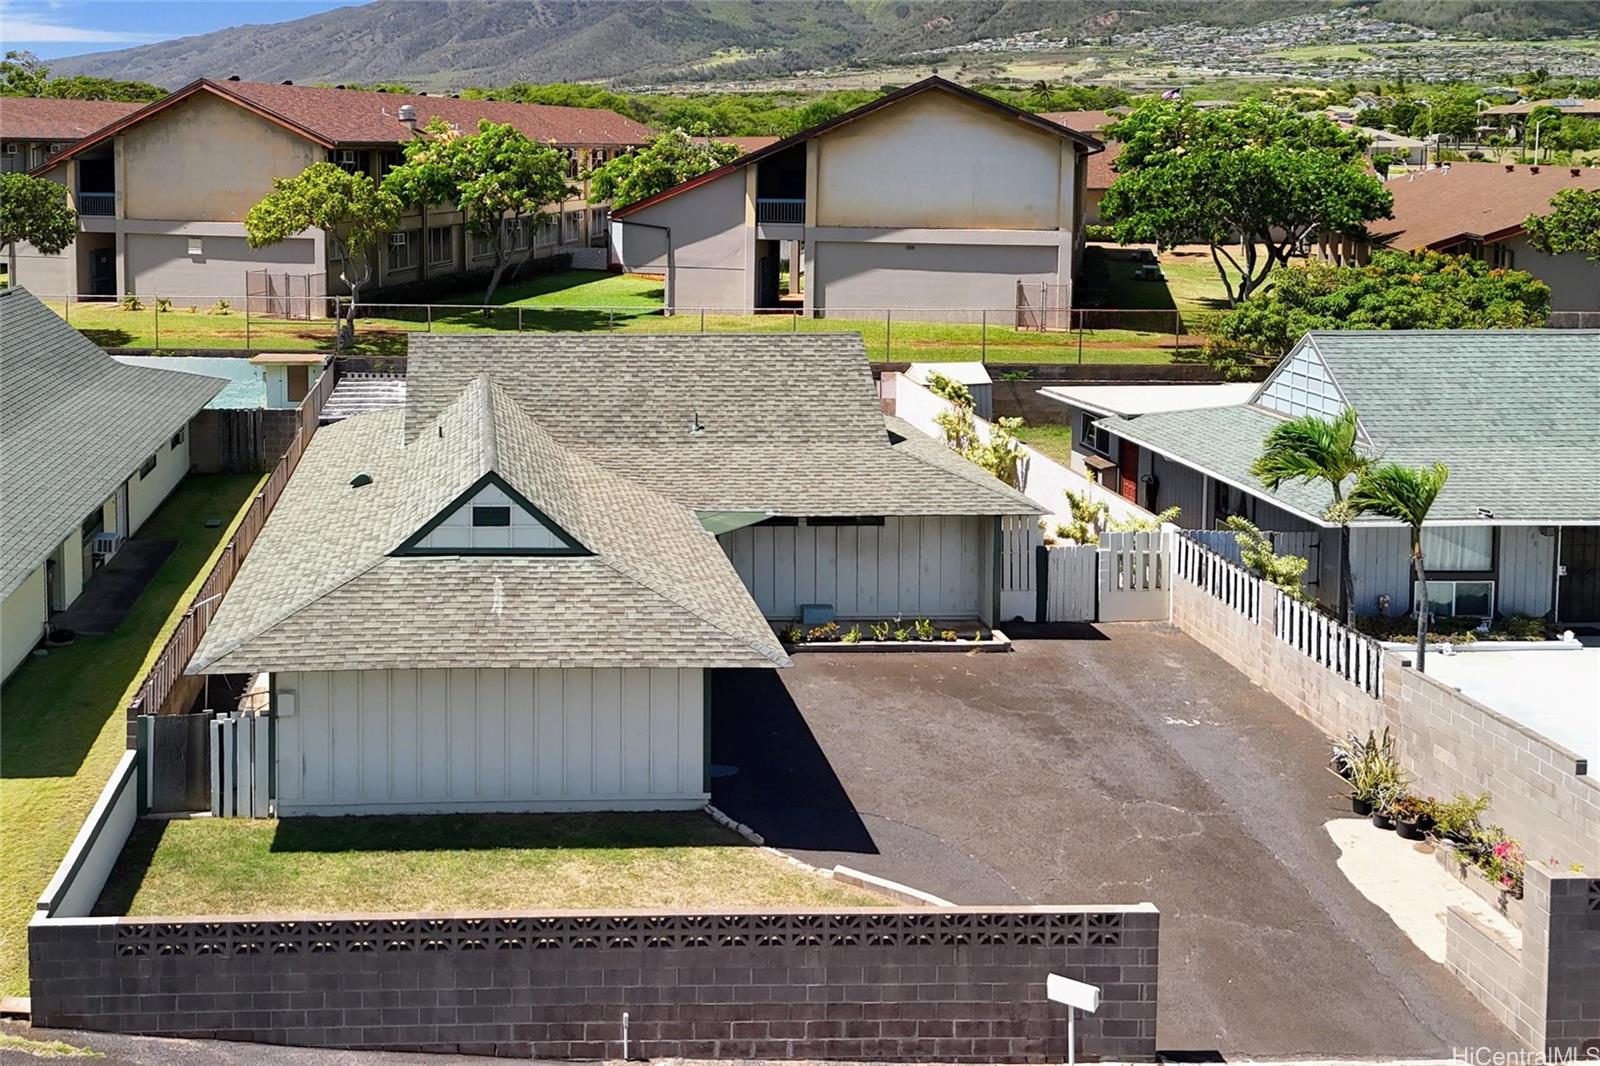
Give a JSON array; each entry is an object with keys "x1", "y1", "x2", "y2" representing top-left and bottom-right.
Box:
[
  {"x1": 612, "y1": 78, "x2": 1103, "y2": 318},
  {"x1": 0, "y1": 97, "x2": 141, "y2": 173},
  {"x1": 16, "y1": 80, "x2": 654, "y2": 307}
]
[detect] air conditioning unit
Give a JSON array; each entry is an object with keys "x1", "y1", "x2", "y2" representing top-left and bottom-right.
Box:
[
  {"x1": 338, "y1": 149, "x2": 359, "y2": 165},
  {"x1": 2, "y1": 143, "x2": 17, "y2": 155},
  {"x1": 390, "y1": 232, "x2": 408, "y2": 246}
]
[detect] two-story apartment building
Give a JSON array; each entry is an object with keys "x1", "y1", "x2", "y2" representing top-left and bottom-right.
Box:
[
  {"x1": 0, "y1": 97, "x2": 141, "y2": 174},
  {"x1": 16, "y1": 79, "x2": 654, "y2": 306},
  {"x1": 612, "y1": 77, "x2": 1103, "y2": 318}
]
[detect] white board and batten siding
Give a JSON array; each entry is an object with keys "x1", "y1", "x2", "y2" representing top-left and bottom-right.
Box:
[
  {"x1": 718, "y1": 515, "x2": 988, "y2": 620},
  {"x1": 1349, "y1": 525, "x2": 1555, "y2": 618},
  {"x1": 412, "y1": 483, "x2": 570, "y2": 552},
  {"x1": 272, "y1": 667, "x2": 706, "y2": 815}
]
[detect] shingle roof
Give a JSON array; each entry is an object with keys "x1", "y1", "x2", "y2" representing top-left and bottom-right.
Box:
[
  {"x1": 1100, "y1": 330, "x2": 1600, "y2": 525},
  {"x1": 0, "y1": 97, "x2": 141, "y2": 141},
  {"x1": 34, "y1": 79, "x2": 654, "y2": 174},
  {"x1": 404, "y1": 334, "x2": 1042, "y2": 518},
  {"x1": 0, "y1": 288, "x2": 225, "y2": 599},
  {"x1": 190, "y1": 376, "x2": 789, "y2": 675},
  {"x1": 1368, "y1": 163, "x2": 1600, "y2": 249}
]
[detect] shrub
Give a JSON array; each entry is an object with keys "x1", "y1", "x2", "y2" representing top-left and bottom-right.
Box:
[
  {"x1": 1430, "y1": 791, "x2": 1491, "y2": 841},
  {"x1": 1223, "y1": 515, "x2": 1310, "y2": 600},
  {"x1": 939, "y1": 629, "x2": 959, "y2": 642},
  {"x1": 892, "y1": 626, "x2": 912, "y2": 642},
  {"x1": 1083, "y1": 223, "x2": 1119, "y2": 242},
  {"x1": 780, "y1": 624, "x2": 804, "y2": 644},
  {"x1": 155, "y1": 297, "x2": 173, "y2": 313},
  {"x1": 840, "y1": 625, "x2": 862, "y2": 644},
  {"x1": 209, "y1": 298, "x2": 232, "y2": 315},
  {"x1": 121, "y1": 295, "x2": 144, "y2": 311},
  {"x1": 913, "y1": 618, "x2": 935, "y2": 641},
  {"x1": 807, "y1": 622, "x2": 840, "y2": 642},
  {"x1": 869, "y1": 621, "x2": 892, "y2": 642}
]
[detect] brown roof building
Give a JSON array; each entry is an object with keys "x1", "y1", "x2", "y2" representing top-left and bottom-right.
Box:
[
  {"x1": 1039, "y1": 109, "x2": 1127, "y2": 224},
  {"x1": 1320, "y1": 162, "x2": 1600, "y2": 312},
  {"x1": 0, "y1": 97, "x2": 140, "y2": 173},
  {"x1": 18, "y1": 80, "x2": 655, "y2": 307}
]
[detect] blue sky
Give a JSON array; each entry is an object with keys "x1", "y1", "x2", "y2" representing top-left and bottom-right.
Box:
[{"x1": 1, "y1": 1, "x2": 366, "y2": 60}]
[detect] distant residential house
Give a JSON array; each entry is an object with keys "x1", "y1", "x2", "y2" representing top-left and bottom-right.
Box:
[
  {"x1": 187, "y1": 333, "x2": 1039, "y2": 815},
  {"x1": 1087, "y1": 330, "x2": 1600, "y2": 625},
  {"x1": 612, "y1": 77, "x2": 1103, "y2": 318},
  {"x1": 1355, "y1": 126, "x2": 1429, "y2": 167},
  {"x1": 1481, "y1": 98, "x2": 1600, "y2": 130},
  {"x1": 0, "y1": 97, "x2": 140, "y2": 174},
  {"x1": 16, "y1": 80, "x2": 655, "y2": 306},
  {"x1": 0, "y1": 287, "x2": 225, "y2": 680},
  {"x1": 1318, "y1": 163, "x2": 1600, "y2": 311}
]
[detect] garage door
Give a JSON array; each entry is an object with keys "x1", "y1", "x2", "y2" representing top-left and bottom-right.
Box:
[{"x1": 813, "y1": 241, "x2": 1059, "y2": 315}]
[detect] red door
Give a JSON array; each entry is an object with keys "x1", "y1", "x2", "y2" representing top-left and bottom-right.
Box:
[{"x1": 1118, "y1": 442, "x2": 1140, "y2": 503}]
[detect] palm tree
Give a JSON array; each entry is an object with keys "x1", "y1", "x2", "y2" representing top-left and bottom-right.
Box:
[
  {"x1": 1028, "y1": 80, "x2": 1055, "y2": 109},
  {"x1": 1249, "y1": 409, "x2": 1366, "y2": 624},
  {"x1": 1349, "y1": 462, "x2": 1450, "y2": 672}
]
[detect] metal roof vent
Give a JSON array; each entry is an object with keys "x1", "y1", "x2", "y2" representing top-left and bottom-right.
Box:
[
  {"x1": 689, "y1": 410, "x2": 705, "y2": 437},
  {"x1": 350, "y1": 472, "x2": 373, "y2": 489},
  {"x1": 227, "y1": 75, "x2": 241, "y2": 81},
  {"x1": 398, "y1": 103, "x2": 417, "y2": 129}
]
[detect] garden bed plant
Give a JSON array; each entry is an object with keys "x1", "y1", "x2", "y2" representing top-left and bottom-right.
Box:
[
  {"x1": 777, "y1": 618, "x2": 1008, "y2": 652},
  {"x1": 1352, "y1": 612, "x2": 1561, "y2": 645}
]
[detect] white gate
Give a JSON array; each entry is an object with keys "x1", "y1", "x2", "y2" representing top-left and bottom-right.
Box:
[
  {"x1": 1097, "y1": 531, "x2": 1172, "y2": 622},
  {"x1": 1043, "y1": 544, "x2": 1098, "y2": 621},
  {"x1": 999, "y1": 515, "x2": 1042, "y2": 621},
  {"x1": 210, "y1": 711, "x2": 270, "y2": 818}
]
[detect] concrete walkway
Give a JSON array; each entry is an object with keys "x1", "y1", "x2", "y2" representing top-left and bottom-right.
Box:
[{"x1": 711, "y1": 624, "x2": 1517, "y2": 1059}]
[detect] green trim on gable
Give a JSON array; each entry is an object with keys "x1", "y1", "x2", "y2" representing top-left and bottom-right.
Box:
[{"x1": 392, "y1": 471, "x2": 592, "y2": 557}]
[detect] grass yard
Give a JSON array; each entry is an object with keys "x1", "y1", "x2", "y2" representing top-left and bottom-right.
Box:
[
  {"x1": 98, "y1": 813, "x2": 889, "y2": 917},
  {"x1": 0, "y1": 474, "x2": 263, "y2": 997},
  {"x1": 44, "y1": 269, "x2": 1192, "y2": 365},
  {"x1": 1015, "y1": 423, "x2": 1079, "y2": 468}
]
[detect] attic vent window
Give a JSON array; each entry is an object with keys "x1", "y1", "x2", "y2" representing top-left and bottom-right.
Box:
[
  {"x1": 350, "y1": 472, "x2": 373, "y2": 488},
  {"x1": 472, "y1": 505, "x2": 511, "y2": 527}
]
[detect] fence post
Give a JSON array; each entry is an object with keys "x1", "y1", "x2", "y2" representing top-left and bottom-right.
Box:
[
  {"x1": 608, "y1": 309, "x2": 615, "y2": 332},
  {"x1": 1174, "y1": 312, "x2": 1180, "y2": 356},
  {"x1": 886, "y1": 308, "x2": 892, "y2": 362},
  {"x1": 791, "y1": 312, "x2": 797, "y2": 334},
  {"x1": 981, "y1": 309, "x2": 987, "y2": 362},
  {"x1": 518, "y1": 307, "x2": 523, "y2": 332},
  {"x1": 245, "y1": 305, "x2": 251, "y2": 351},
  {"x1": 699, "y1": 307, "x2": 705, "y2": 334},
  {"x1": 1077, "y1": 312, "x2": 1084, "y2": 364},
  {"x1": 426, "y1": 304, "x2": 432, "y2": 333},
  {"x1": 153, "y1": 306, "x2": 159, "y2": 350}
]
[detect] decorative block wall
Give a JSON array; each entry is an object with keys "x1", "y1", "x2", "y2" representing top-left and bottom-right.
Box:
[{"x1": 30, "y1": 906, "x2": 1160, "y2": 1061}]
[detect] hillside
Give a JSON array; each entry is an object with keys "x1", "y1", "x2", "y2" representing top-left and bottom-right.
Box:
[{"x1": 48, "y1": 0, "x2": 1600, "y2": 92}]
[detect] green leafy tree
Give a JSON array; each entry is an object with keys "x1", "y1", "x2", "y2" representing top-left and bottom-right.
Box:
[
  {"x1": 245, "y1": 162, "x2": 400, "y2": 347},
  {"x1": 0, "y1": 50, "x2": 47, "y2": 96},
  {"x1": 1101, "y1": 100, "x2": 1391, "y2": 305},
  {"x1": 1349, "y1": 462, "x2": 1450, "y2": 672},
  {"x1": 1223, "y1": 515, "x2": 1310, "y2": 601},
  {"x1": 1525, "y1": 188, "x2": 1600, "y2": 308},
  {"x1": 384, "y1": 119, "x2": 574, "y2": 306},
  {"x1": 588, "y1": 130, "x2": 740, "y2": 211},
  {"x1": 1209, "y1": 250, "x2": 1551, "y2": 369},
  {"x1": 1249, "y1": 409, "x2": 1366, "y2": 624},
  {"x1": 0, "y1": 172, "x2": 78, "y2": 283},
  {"x1": 1, "y1": 50, "x2": 163, "y2": 101}
]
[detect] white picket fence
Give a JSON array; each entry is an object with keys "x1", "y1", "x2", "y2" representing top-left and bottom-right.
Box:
[
  {"x1": 210, "y1": 712, "x2": 270, "y2": 818},
  {"x1": 1175, "y1": 533, "x2": 1263, "y2": 623},
  {"x1": 1275, "y1": 590, "x2": 1385, "y2": 698},
  {"x1": 1184, "y1": 528, "x2": 1322, "y2": 591},
  {"x1": 1096, "y1": 530, "x2": 1170, "y2": 622},
  {"x1": 1042, "y1": 544, "x2": 1098, "y2": 621},
  {"x1": 999, "y1": 514, "x2": 1041, "y2": 621}
]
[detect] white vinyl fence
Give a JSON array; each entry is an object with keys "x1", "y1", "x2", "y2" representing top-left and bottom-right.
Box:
[
  {"x1": 1274, "y1": 589, "x2": 1385, "y2": 698},
  {"x1": 1097, "y1": 531, "x2": 1171, "y2": 622},
  {"x1": 1042, "y1": 544, "x2": 1098, "y2": 622},
  {"x1": 210, "y1": 711, "x2": 270, "y2": 818},
  {"x1": 999, "y1": 514, "x2": 1042, "y2": 621},
  {"x1": 1184, "y1": 529, "x2": 1321, "y2": 591},
  {"x1": 1176, "y1": 533, "x2": 1263, "y2": 623}
]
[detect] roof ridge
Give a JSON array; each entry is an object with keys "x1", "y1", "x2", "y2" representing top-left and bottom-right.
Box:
[{"x1": 590, "y1": 551, "x2": 788, "y2": 667}]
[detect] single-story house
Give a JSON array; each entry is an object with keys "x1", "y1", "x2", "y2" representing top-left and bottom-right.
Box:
[
  {"x1": 1089, "y1": 330, "x2": 1600, "y2": 625},
  {"x1": 1317, "y1": 163, "x2": 1600, "y2": 312},
  {"x1": 188, "y1": 333, "x2": 1039, "y2": 815},
  {"x1": 0, "y1": 287, "x2": 225, "y2": 679},
  {"x1": 1035, "y1": 383, "x2": 1256, "y2": 506},
  {"x1": 612, "y1": 77, "x2": 1103, "y2": 318}
]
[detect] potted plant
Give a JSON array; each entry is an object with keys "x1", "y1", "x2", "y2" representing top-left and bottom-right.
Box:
[
  {"x1": 1369, "y1": 780, "x2": 1403, "y2": 830},
  {"x1": 1330, "y1": 728, "x2": 1405, "y2": 817},
  {"x1": 1391, "y1": 793, "x2": 1433, "y2": 841}
]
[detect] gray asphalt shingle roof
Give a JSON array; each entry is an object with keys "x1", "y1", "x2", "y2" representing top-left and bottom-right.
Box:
[
  {"x1": 1101, "y1": 330, "x2": 1600, "y2": 525},
  {"x1": 0, "y1": 288, "x2": 225, "y2": 599},
  {"x1": 190, "y1": 376, "x2": 789, "y2": 674},
  {"x1": 405, "y1": 334, "x2": 1042, "y2": 517}
]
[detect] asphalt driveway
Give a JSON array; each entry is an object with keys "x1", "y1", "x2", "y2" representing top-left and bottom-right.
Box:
[{"x1": 711, "y1": 623, "x2": 1516, "y2": 1059}]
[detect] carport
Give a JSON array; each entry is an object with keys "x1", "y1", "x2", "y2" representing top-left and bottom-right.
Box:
[{"x1": 711, "y1": 624, "x2": 1517, "y2": 1059}]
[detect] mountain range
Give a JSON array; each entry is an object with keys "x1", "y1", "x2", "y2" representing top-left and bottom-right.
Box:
[{"x1": 48, "y1": 0, "x2": 1600, "y2": 92}]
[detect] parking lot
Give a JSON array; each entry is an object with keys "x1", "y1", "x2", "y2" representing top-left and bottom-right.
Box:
[{"x1": 711, "y1": 623, "x2": 1515, "y2": 1059}]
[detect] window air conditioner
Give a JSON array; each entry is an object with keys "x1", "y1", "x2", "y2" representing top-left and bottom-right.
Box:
[{"x1": 390, "y1": 232, "x2": 408, "y2": 246}]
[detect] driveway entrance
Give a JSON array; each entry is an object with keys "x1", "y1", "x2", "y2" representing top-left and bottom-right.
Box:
[{"x1": 711, "y1": 624, "x2": 1515, "y2": 1058}]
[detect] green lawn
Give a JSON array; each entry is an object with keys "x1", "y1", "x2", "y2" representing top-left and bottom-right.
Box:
[
  {"x1": 0, "y1": 474, "x2": 263, "y2": 996},
  {"x1": 1015, "y1": 423, "x2": 1079, "y2": 467},
  {"x1": 1090, "y1": 244, "x2": 1234, "y2": 329},
  {"x1": 45, "y1": 269, "x2": 1193, "y2": 365},
  {"x1": 99, "y1": 813, "x2": 888, "y2": 917}
]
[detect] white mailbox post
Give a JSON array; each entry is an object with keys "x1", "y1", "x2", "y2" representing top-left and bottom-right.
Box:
[{"x1": 1046, "y1": 973, "x2": 1101, "y2": 1066}]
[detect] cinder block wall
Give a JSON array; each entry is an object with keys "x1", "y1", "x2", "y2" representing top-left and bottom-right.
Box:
[{"x1": 30, "y1": 907, "x2": 1160, "y2": 1061}]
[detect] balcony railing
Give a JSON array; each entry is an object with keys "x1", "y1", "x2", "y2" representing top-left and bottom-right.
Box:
[
  {"x1": 756, "y1": 198, "x2": 804, "y2": 224},
  {"x1": 77, "y1": 191, "x2": 115, "y2": 216}
]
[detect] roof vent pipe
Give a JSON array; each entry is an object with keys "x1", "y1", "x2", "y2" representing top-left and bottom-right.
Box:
[
  {"x1": 281, "y1": 79, "x2": 293, "y2": 85},
  {"x1": 227, "y1": 75, "x2": 241, "y2": 81},
  {"x1": 398, "y1": 104, "x2": 417, "y2": 129}
]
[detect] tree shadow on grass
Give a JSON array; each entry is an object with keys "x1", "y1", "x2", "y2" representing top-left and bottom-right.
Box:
[
  {"x1": 267, "y1": 810, "x2": 744, "y2": 853},
  {"x1": 72, "y1": 328, "x2": 135, "y2": 348}
]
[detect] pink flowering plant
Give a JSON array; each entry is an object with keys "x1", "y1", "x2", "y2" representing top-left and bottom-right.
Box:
[{"x1": 1469, "y1": 826, "x2": 1526, "y2": 897}]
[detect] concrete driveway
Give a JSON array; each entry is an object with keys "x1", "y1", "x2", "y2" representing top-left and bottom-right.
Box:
[{"x1": 711, "y1": 623, "x2": 1516, "y2": 1059}]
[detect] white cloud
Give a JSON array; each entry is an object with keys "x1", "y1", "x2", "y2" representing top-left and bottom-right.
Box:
[{"x1": 0, "y1": 12, "x2": 165, "y2": 45}]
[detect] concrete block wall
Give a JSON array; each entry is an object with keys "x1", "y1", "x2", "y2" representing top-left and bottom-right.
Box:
[{"x1": 30, "y1": 907, "x2": 1160, "y2": 1061}]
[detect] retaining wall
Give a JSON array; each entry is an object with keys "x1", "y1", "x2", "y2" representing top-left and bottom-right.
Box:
[{"x1": 30, "y1": 906, "x2": 1159, "y2": 1061}]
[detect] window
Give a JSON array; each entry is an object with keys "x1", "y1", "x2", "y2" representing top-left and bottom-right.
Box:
[
  {"x1": 806, "y1": 516, "x2": 886, "y2": 526},
  {"x1": 379, "y1": 149, "x2": 403, "y2": 178},
  {"x1": 563, "y1": 210, "x2": 583, "y2": 244},
  {"x1": 472, "y1": 505, "x2": 511, "y2": 527},
  {"x1": 427, "y1": 225, "x2": 453, "y2": 265},
  {"x1": 335, "y1": 148, "x2": 362, "y2": 174},
  {"x1": 1417, "y1": 579, "x2": 1495, "y2": 620},
  {"x1": 2, "y1": 143, "x2": 16, "y2": 155},
  {"x1": 564, "y1": 148, "x2": 579, "y2": 179},
  {"x1": 590, "y1": 206, "x2": 609, "y2": 236},
  {"x1": 48, "y1": 142, "x2": 64, "y2": 155},
  {"x1": 387, "y1": 230, "x2": 419, "y2": 272},
  {"x1": 138, "y1": 453, "x2": 158, "y2": 479},
  {"x1": 1079, "y1": 412, "x2": 1111, "y2": 455},
  {"x1": 536, "y1": 216, "x2": 558, "y2": 247},
  {"x1": 186, "y1": 237, "x2": 203, "y2": 257},
  {"x1": 1421, "y1": 526, "x2": 1492, "y2": 572},
  {"x1": 171, "y1": 428, "x2": 185, "y2": 449}
]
